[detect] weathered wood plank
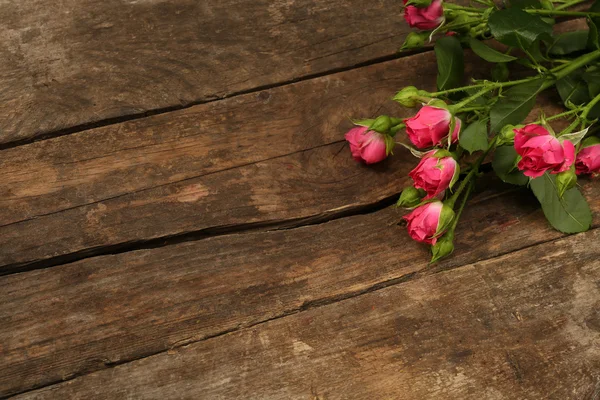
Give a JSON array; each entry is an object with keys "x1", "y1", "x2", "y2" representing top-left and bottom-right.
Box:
[
  {"x1": 0, "y1": 53, "x2": 441, "y2": 229},
  {"x1": 0, "y1": 141, "x2": 412, "y2": 270},
  {"x1": 0, "y1": 94, "x2": 574, "y2": 271},
  {"x1": 12, "y1": 230, "x2": 600, "y2": 400},
  {"x1": 1, "y1": 178, "x2": 598, "y2": 397},
  {"x1": 0, "y1": 0, "x2": 409, "y2": 144}
]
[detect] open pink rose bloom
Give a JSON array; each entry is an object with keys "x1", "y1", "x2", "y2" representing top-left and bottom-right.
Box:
[
  {"x1": 575, "y1": 143, "x2": 600, "y2": 175},
  {"x1": 404, "y1": 105, "x2": 461, "y2": 149},
  {"x1": 514, "y1": 124, "x2": 575, "y2": 178}
]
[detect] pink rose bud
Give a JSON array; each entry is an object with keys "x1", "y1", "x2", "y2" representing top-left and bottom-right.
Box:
[
  {"x1": 345, "y1": 126, "x2": 388, "y2": 164},
  {"x1": 575, "y1": 142, "x2": 600, "y2": 175},
  {"x1": 403, "y1": 0, "x2": 444, "y2": 30},
  {"x1": 514, "y1": 124, "x2": 575, "y2": 178},
  {"x1": 403, "y1": 201, "x2": 454, "y2": 245},
  {"x1": 404, "y1": 105, "x2": 462, "y2": 149},
  {"x1": 409, "y1": 150, "x2": 459, "y2": 199}
]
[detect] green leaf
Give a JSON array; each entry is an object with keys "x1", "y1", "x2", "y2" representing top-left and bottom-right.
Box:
[
  {"x1": 590, "y1": 0, "x2": 600, "y2": 29},
  {"x1": 492, "y1": 145, "x2": 529, "y2": 185},
  {"x1": 491, "y1": 63, "x2": 510, "y2": 82},
  {"x1": 435, "y1": 36, "x2": 464, "y2": 91},
  {"x1": 583, "y1": 69, "x2": 600, "y2": 97},
  {"x1": 530, "y1": 173, "x2": 592, "y2": 233},
  {"x1": 488, "y1": 8, "x2": 553, "y2": 49},
  {"x1": 559, "y1": 127, "x2": 589, "y2": 146},
  {"x1": 490, "y1": 79, "x2": 544, "y2": 133},
  {"x1": 588, "y1": 19, "x2": 599, "y2": 50},
  {"x1": 548, "y1": 31, "x2": 589, "y2": 55},
  {"x1": 556, "y1": 73, "x2": 590, "y2": 106},
  {"x1": 459, "y1": 120, "x2": 489, "y2": 154},
  {"x1": 384, "y1": 134, "x2": 395, "y2": 155},
  {"x1": 469, "y1": 38, "x2": 517, "y2": 63}
]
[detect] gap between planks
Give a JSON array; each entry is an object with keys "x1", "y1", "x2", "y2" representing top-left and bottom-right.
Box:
[
  {"x1": 5, "y1": 226, "x2": 593, "y2": 400},
  {"x1": 0, "y1": 181, "x2": 398, "y2": 276},
  {"x1": 0, "y1": 49, "x2": 429, "y2": 152}
]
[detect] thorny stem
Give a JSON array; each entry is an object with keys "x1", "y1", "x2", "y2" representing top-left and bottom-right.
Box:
[
  {"x1": 581, "y1": 91, "x2": 600, "y2": 121},
  {"x1": 554, "y1": 0, "x2": 588, "y2": 10},
  {"x1": 429, "y1": 49, "x2": 600, "y2": 98},
  {"x1": 526, "y1": 9, "x2": 600, "y2": 17},
  {"x1": 445, "y1": 137, "x2": 497, "y2": 208},
  {"x1": 449, "y1": 180, "x2": 475, "y2": 231}
]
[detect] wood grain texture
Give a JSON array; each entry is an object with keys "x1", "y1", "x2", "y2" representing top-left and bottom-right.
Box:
[
  {"x1": 0, "y1": 53, "x2": 442, "y2": 229},
  {"x1": 0, "y1": 141, "x2": 412, "y2": 270},
  {"x1": 1, "y1": 178, "x2": 598, "y2": 397},
  {"x1": 0, "y1": 0, "x2": 409, "y2": 144},
  {"x1": 12, "y1": 229, "x2": 600, "y2": 400}
]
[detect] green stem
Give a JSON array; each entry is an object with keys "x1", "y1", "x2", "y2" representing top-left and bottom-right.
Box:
[
  {"x1": 429, "y1": 77, "x2": 534, "y2": 97},
  {"x1": 445, "y1": 137, "x2": 497, "y2": 208},
  {"x1": 458, "y1": 105, "x2": 488, "y2": 113},
  {"x1": 581, "y1": 91, "x2": 600, "y2": 120},
  {"x1": 451, "y1": 86, "x2": 498, "y2": 110},
  {"x1": 448, "y1": 180, "x2": 474, "y2": 232},
  {"x1": 443, "y1": 3, "x2": 484, "y2": 12},
  {"x1": 390, "y1": 122, "x2": 406, "y2": 136},
  {"x1": 443, "y1": 19, "x2": 483, "y2": 31},
  {"x1": 559, "y1": 118, "x2": 581, "y2": 136},
  {"x1": 551, "y1": 49, "x2": 600, "y2": 83},
  {"x1": 526, "y1": 9, "x2": 600, "y2": 16},
  {"x1": 554, "y1": 0, "x2": 587, "y2": 10},
  {"x1": 533, "y1": 108, "x2": 579, "y2": 124}
]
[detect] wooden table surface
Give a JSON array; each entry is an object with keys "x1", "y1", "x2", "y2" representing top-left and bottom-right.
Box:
[{"x1": 1, "y1": 1, "x2": 599, "y2": 399}]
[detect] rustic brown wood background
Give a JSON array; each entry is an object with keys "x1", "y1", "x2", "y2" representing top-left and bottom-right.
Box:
[{"x1": 0, "y1": 1, "x2": 598, "y2": 399}]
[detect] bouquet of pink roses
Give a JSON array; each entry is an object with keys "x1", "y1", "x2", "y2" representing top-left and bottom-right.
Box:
[{"x1": 345, "y1": 0, "x2": 600, "y2": 262}]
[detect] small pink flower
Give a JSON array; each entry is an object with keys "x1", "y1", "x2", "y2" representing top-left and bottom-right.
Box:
[
  {"x1": 575, "y1": 143, "x2": 600, "y2": 175},
  {"x1": 404, "y1": 106, "x2": 461, "y2": 149},
  {"x1": 344, "y1": 126, "x2": 387, "y2": 164},
  {"x1": 403, "y1": 0, "x2": 444, "y2": 30},
  {"x1": 514, "y1": 124, "x2": 575, "y2": 178},
  {"x1": 403, "y1": 201, "x2": 448, "y2": 245},
  {"x1": 409, "y1": 151, "x2": 459, "y2": 199}
]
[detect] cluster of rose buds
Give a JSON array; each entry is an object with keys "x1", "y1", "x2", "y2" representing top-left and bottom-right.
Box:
[
  {"x1": 344, "y1": 91, "x2": 600, "y2": 261},
  {"x1": 343, "y1": 0, "x2": 600, "y2": 262}
]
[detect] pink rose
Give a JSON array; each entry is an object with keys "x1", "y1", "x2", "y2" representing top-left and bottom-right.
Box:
[
  {"x1": 514, "y1": 124, "x2": 575, "y2": 178},
  {"x1": 404, "y1": 105, "x2": 461, "y2": 149},
  {"x1": 409, "y1": 151, "x2": 459, "y2": 199},
  {"x1": 345, "y1": 126, "x2": 387, "y2": 164},
  {"x1": 403, "y1": 201, "x2": 453, "y2": 245},
  {"x1": 575, "y1": 143, "x2": 600, "y2": 175},
  {"x1": 404, "y1": 0, "x2": 444, "y2": 30}
]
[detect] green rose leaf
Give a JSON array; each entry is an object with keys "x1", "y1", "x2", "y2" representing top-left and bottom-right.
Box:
[
  {"x1": 583, "y1": 69, "x2": 600, "y2": 98},
  {"x1": 590, "y1": 0, "x2": 600, "y2": 29},
  {"x1": 492, "y1": 145, "x2": 529, "y2": 185},
  {"x1": 548, "y1": 31, "x2": 589, "y2": 55},
  {"x1": 530, "y1": 173, "x2": 592, "y2": 233},
  {"x1": 459, "y1": 120, "x2": 489, "y2": 154},
  {"x1": 556, "y1": 73, "x2": 590, "y2": 106},
  {"x1": 435, "y1": 36, "x2": 464, "y2": 91},
  {"x1": 490, "y1": 79, "x2": 544, "y2": 133},
  {"x1": 469, "y1": 38, "x2": 517, "y2": 63},
  {"x1": 488, "y1": 8, "x2": 553, "y2": 50},
  {"x1": 588, "y1": 19, "x2": 599, "y2": 50}
]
